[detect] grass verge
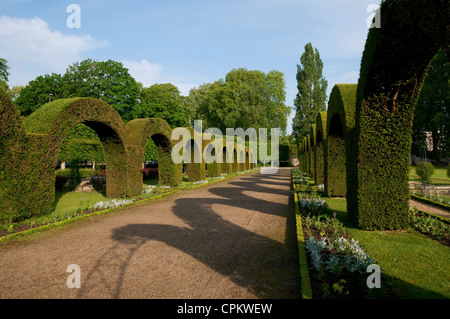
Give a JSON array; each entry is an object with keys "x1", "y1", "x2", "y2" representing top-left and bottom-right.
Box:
[{"x1": 325, "y1": 197, "x2": 450, "y2": 299}]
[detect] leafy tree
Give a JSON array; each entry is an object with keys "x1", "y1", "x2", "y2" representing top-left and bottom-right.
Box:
[
  {"x1": 8, "y1": 85, "x2": 24, "y2": 102},
  {"x1": 0, "y1": 58, "x2": 9, "y2": 91},
  {"x1": 63, "y1": 59, "x2": 140, "y2": 121},
  {"x1": 412, "y1": 50, "x2": 450, "y2": 160},
  {"x1": 415, "y1": 162, "x2": 435, "y2": 192},
  {"x1": 194, "y1": 68, "x2": 290, "y2": 134},
  {"x1": 292, "y1": 43, "x2": 328, "y2": 145},
  {"x1": 15, "y1": 73, "x2": 65, "y2": 116},
  {"x1": 15, "y1": 59, "x2": 141, "y2": 120},
  {"x1": 138, "y1": 83, "x2": 189, "y2": 128}
]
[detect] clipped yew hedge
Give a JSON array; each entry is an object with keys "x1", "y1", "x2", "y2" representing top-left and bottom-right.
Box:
[
  {"x1": 0, "y1": 88, "x2": 27, "y2": 223},
  {"x1": 309, "y1": 124, "x2": 316, "y2": 180},
  {"x1": 26, "y1": 98, "x2": 130, "y2": 212},
  {"x1": 325, "y1": 84, "x2": 357, "y2": 197},
  {"x1": 314, "y1": 111, "x2": 327, "y2": 186},
  {"x1": 347, "y1": 0, "x2": 449, "y2": 230},
  {"x1": 127, "y1": 118, "x2": 182, "y2": 192}
]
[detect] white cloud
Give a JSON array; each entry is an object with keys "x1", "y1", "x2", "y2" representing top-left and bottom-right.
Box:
[
  {"x1": 0, "y1": 15, "x2": 108, "y2": 85},
  {"x1": 123, "y1": 59, "x2": 200, "y2": 96}
]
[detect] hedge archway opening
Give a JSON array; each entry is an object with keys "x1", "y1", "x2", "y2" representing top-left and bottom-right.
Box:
[
  {"x1": 127, "y1": 118, "x2": 181, "y2": 193},
  {"x1": 23, "y1": 98, "x2": 130, "y2": 217}
]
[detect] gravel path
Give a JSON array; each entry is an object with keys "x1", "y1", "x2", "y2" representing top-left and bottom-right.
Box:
[
  {"x1": 409, "y1": 199, "x2": 450, "y2": 219},
  {"x1": 0, "y1": 168, "x2": 300, "y2": 299}
]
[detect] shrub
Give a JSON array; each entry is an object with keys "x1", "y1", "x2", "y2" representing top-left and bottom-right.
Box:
[
  {"x1": 415, "y1": 162, "x2": 435, "y2": 186},
  {"x1": 325, "y1": 84, "x2": 357, "y2": 198},
  {"x1": 346, "y1": 0, "x2": 448, "y2": 230},
  {"x1": 315, "y1": 111, "x2": 327, "y2": 185}
]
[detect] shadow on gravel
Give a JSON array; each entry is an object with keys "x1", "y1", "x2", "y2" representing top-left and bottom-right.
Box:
[{"x1": 78, "y1": 169, "x2": 301, "y2": 298}]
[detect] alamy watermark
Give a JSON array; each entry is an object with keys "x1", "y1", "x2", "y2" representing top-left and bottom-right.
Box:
[
  {"x1": 171, "y1": 120, "x2": 280, "y2": 174},
  {"x1": 66, "y1": 264, "x2": 81, "y2": 288},
  {"x1": 66, "y1": 4, "x2": 81, "y2": 29},
  {"x1": 367, "y1": 4, "x2": 381, "y2": 29},
  {"x1": 366, "y1": 264, "x2": 381, "y2": 289}
]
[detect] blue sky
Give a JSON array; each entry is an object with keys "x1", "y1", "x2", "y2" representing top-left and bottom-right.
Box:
[{"x1": 0, "y1": 0, "x2": 381, "y2": 134}]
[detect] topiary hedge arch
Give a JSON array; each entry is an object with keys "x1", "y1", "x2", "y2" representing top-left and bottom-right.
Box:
[
  {"x1": 314, "y1": 111, "x2": 327, "y2": 186},
  {"x1": 127, "y1": 118, "x2": 182, "y2": 193},
  {"x1": 325, "y1": 84, "x2": 357, "y2": 197},
  {"x1": 347, "y1": 0, "x2": 449, "y2": 230},
  {"x1": 309, "y1": 124, "x2": 316, "y2": 180},
  {"x1": 4, "y1": 97, "x2": 130, "y2": 220},
  {"x1": 0, "y1": 88, "x2": 27, "y2": 223}
]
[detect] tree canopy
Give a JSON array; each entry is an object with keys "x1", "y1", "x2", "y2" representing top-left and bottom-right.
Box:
[
  {"x1": 0, "y1": 58, "x2": 9, "y2": 92},
  {"x1": 292, "y1": 42, "x2": 328, "y2": 145},
  {"x1": 138, "y1": 83, "x2": 189, "y2": 128},
  {"x1": 15, "y1": 59, "x2": 140, "y2": 120},
  {"x1": 63, "y1": 59, "x2": 140, "y2": 121},
  {"x1": 412, "y1": 49, "x2": 450, "y2": 160},
  {"x1": 192, "y1": 68, "x2": 291, "y2": 134}
]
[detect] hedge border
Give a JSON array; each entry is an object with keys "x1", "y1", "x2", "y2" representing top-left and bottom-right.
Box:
[
  {"x1": 324, "y1": 84, "x2": 357, "y2": 197},
  {"x1": 314, "y1": 111, "x2": 327, "y2": 186},
  {"x1": 294, "y1": 191, "x2": 313, "y2": 299},
  {"x1": 347, "y1": 0, "x2": 449, "y2": 230},
  {"x1": 410, "y1": 194, "x2": 450, "y2": 212}
]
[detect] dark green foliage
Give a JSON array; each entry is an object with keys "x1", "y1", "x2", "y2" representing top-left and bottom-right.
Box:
[
  {"x1": 66, "y1": 138, "x2": 105, "y2": 164},
  {"x1": 68, "y1": 160, "x2": 81, "y2": 191},
  {"x1": 16, "y1": 59, "x2": 140, "y2": 121},
  {"x1": 314, "y1": 111, "x2": 327, "y2": 185},
  {"x1": 0, "y1": 87, "x2": 26, "y2": 222},
  {"x1": 1, "y1": 96, "x2": 131, "y2": 221},
  {"x1": 138, "y1": 83, "x2": 189, "y2": 128},
  {"x1": 15, "y1": 73, "x2": 65, "y2": 116},
  {"x1": 127, "y1": 118, "x2": 182, "y2": 192},
  {"x1": 193, "y1": 68, "x2": 290, "y2": 134},
  {"x1": 293, "y1": 42, "x2": 328, "y2": 145},
  {"x1": 325, "y1": 85, "x2": 357, "y2": 197},
  {"x1": 415, "y1": 162, "x2": 435, "y2": 186},
  {"x1": 58, "y1": 124, "x2": 103, "y2": 162},
  {"x1": 0, "y1": 58, "x2": 10, "y2": 91},
  {"x1": 64, "y1": 59, "x2": 140, "y2": 121},
  {"x1": 412, "y1": 50, "x2": 450, "y2": 160},
  {"x1": 347, "y1": 0, "x2": 448, "y2": 230},
  {"x1": 325, "y1": 135, "x2": 346, "y2": 197},
  {"x1": 309, "y1": 124, "x2": 316, "y2": 176}
]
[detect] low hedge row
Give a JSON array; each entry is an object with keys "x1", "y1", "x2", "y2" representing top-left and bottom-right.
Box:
[{"x1": 410, "y1": 194, "x2": 450, "y2": 212}]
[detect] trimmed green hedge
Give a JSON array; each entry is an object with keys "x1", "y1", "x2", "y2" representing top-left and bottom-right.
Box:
[
  {"x1": 325, "y1": 84, "x2": 357, "y2": 197},
  {"x1": 127, "y1": 118, "x2": 182, "y2": 191},
  {"x1": 347, "y1": 0, "x2": 449, "y2": 230},
  {"x1": 309, "y1": 125, "x2": 316, "y2": 179},
  {"x1": 314, "y1": 111, "x2": 327, "y2": 186}
]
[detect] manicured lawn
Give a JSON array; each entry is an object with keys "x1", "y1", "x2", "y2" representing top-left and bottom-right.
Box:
[
  {"x1": 409, "y1": 165, "x2": 450, "y2": 185},
  {"x1": 52, "y1": 190, "x2": 108, "y2": 218},
  {"x1": 325, "y1": 197, "x2": 450, "y2": 299}
]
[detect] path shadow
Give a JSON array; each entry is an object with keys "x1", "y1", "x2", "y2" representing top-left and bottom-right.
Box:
[{"x1": 77, "y1": 169, "x2": 301, "y2": 298}]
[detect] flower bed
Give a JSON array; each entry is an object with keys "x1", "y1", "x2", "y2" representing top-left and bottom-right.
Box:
[
  {"x1": 292, "y1": 169, "x2": 324, "y2": 193},
  {"x1": 409, "y1": 207, "x2": 450, "y2": 247},
  {"x1": 297, "y1": 194, "x2": 390, "y2": 298}
]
